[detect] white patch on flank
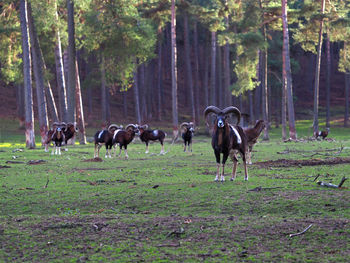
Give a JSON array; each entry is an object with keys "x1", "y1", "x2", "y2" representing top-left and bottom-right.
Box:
[
  {"x1": 98, "y1": 130, "x2": 104, "y2": 139},
  {"x1": 113, "y1": 129, "x2": 122, "y2": 140},
  {"x1": 152, "y1": 130, "x2": 159, "y2": 136},
  {"x1": 318, "y1": 131, "x2": 322, "y2": 136},
  {"x1": 230, "y1": 125, "x2": 242, "y2": 144}
]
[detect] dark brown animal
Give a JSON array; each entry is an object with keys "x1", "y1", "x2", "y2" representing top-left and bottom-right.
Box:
[
  {"x1": 49, "y1": 122, "x2": 66, "y2": 155},
  {"x1": 112, "y1": 124, "x2": 139, "y2": 159},
  {"x1": 315, "y1": 128, "x2": 329, "y2": 140},
  {"x1": 138, "y1": 124, "x2": 166, "y2": 154},
  {"x1": 204, "y1": 106, "x2": 248, "y2": 182},
  {"x1": 180, "y1": 122, "x2": 195, "y2": 152},
  {"x1": 94, "y1": 124, "x2": 121, "y2": 158},
  {"x1": 243, "y1": 120, "x2": 265, "y2": 164}
]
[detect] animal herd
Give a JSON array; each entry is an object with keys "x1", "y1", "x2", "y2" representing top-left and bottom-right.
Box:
[{"x1": 43, "y1": 105, "x2": 329, "y2": 182}]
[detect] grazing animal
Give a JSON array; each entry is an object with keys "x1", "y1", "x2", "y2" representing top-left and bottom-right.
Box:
[
  {"x1": 316, "y1": 128, "x2": 329, "y2": 140},
  {"x1": 112, "y1": 124, "x2": 139, "y2": 159},
  {"x1": 94, "y1": 124, "x2": 121, "y2": 158},
  {"x1": 138, "y1": 124, "x2": 166, "y2": 154},
  {"x1": 50, "y1": 122, "x2": 66, "y2": 155},
  {"x1": 180, "y1": 122, "x2": 195, "y2": 152},
  {"x1": 243, "y1": 120, "x2": 265, "y2": 164},
  {"x1": 204, "y1": 106, "x2": 248, "y2": 182}
]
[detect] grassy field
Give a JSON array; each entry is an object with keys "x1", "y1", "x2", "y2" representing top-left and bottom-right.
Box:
[{"x1": 0, "y1": 120, "x2": 349, "y2": 262}]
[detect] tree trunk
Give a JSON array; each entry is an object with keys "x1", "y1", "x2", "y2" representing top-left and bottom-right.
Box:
[
  {"x1": 55, "y1": 0, "x2": 67, "y2": 122},
  {"x1": 193, "y1": 22, "x2": 200, "y2": 123},
  {"x1": 312, "y1": 0, "x2": 326, "y2": 135},
  {"x1": 123, "y1": 91, "x2": 128, "y2": 118},
  {"x1": 171, "y1": 0, "x2": 178, "y2": 138},
  {"x1": 217, "y1": 46, "x2": 223, "y2": 108},
  {"x1": 261, "y1": 28, "x2": 269, "y2": 140},
  {"x1": 100, "y1": 52, "x2": 108, "y2": 127},
  {"x1": 326, "y1": 34, "x2": 331, "y2": 128},
  {"x1": 345, "y1": 73, "x2": 349, "y2": 127},
  {"x1": 16, "y1": 84, "x2": 25, "y2": 128},
  {"x1": 203, "y1": 40, "x2": 209, "y2": 107},
  {"x1": 28, "y1": 3, "x2": 48, "y2": 144},
  {"x1": 282, "y1": 0, "x2": 297, "y2": 140},
  {"x1": 248, "y1": 90, "x2": 254, "y2": 125},
  {"x1": 157, "y1": 38, "x2": 162, "y2": 121},
  {"x1": 224, "y1": 43, "x2": 231, "y2": 108},
  {"x1": 183, "y1": 13, "x2": 196, "y2": 124},
  {"x1": 20, "y1": 0, "x2": 35, "y2": 148},
  {"x1": 75, "y1": 59, "x2": 86, "y2": 144},
  {"x1": 133, "y1": 67, "x2": 141, "y2": 124},
  {"x1": 67, "y1": 0, "x2": 76, "y2": 123},
  {"x1": 210, "y1": 31, "x2": 217, "y2": 106}
]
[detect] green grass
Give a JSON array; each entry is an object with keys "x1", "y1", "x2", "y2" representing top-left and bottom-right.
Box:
[{"x1": 0, "y1": 119, "x2": 349, "y2": 262}]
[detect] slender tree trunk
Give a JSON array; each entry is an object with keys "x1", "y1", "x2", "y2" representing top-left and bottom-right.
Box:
[
  {"x1": 171, "y1": 0, "x2": 178, "y2": 138},
  {"x1": 183, "y1": 13, "x2": 196, "y2": 124},
  {"x1": 224, "y1": 43, "x2": 231, "y2": 108},
  {"x1": 157, "y1": 38, "x2": 162, "y2": 121},
  {"x1": 217, "y1": 46, "x2": 223, "y2": 108},
  {"x1": 55, "y1": 0, "x2": 67, "y2": 122},
  {"x1": 248, "y1": 90, "x2": 254, "y2": 125},
  {"x1": 16, "y1": 84, "x2": 25, "y2": 128},
  {"x1": 345, "y1": 73, "x2": 349, "y2": 127},
  {"x1": 139, "y1": 64, "x2": 147, "y2": 121},
  {"x1": 210, "y1": 31, "x2": 217, "y2": 106},
  {"x1": 326, "y1": 34, "x2": 331, "y2": 128},
  {"x1": 282, "y1": 0, "x2": 297, "y2": 140},
  {"x1": 20, "y1": 0, "x2": 35, "y2": 148},
  {"x1": 203, "y1": 41, "x2": 209, "y2": 107},
  {"x1": 28, "y1": 3, "x2": 48, "y2": 144},
  {"x1": 312, "y1": 0, "x2": 326, "y2": 136},
  {"x1": 133, "y1": 67, "x2": 141, "y2": 124},
  {"x1": 282, "y1": 79, "x2": 287, "y2": 140},
  {"x1": 193, "y1": 22, "x2": 200, "y2": 123},
  {"x1": 75, "y1": 59, "x2": 86, "y2": 144},
  {"x1": 67, "y1": 0, "x2": 76, "y2": 123},
  {"x1": 261, "y1": 27, "x2": 269, "y2": 140},
  {"x1": 100, "y1": 52, "x2": 108, "y2": 127},
  {"x1": 255, "y1": 52, "x2": 261, "y2": 120},
  {"x1": 123, "y1": 91, "x2": 128, "y2": 118}
]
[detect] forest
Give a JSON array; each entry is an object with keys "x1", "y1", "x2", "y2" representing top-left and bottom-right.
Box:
[{"x1": 1, "y1": 0, "x2": 350, "y2": 147}]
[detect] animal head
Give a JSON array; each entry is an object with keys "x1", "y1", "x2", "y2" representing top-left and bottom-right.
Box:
[
  {"x1": 126, "y1": 124, "x2": 139, "y2": 135},
  {"x1": 180, "y1": 122, "x2": 195, "y2": 133},
  {"x1": 108, "y1": 124, "x2": 122, "y2": 134},
  {"x1": 65, "y1": 122, "x2": 79, "y2": 133},
  {"x1": 204, "y1": 106, "x2": 241, "y2": 129},
  {"x1": 137, "y1": 124, "x2": 148, "y2": 134}
]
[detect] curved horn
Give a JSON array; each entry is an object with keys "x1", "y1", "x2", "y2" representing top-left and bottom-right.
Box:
[
  {"x1": 142, "y1": 124, "x2": 149, "y2": 130},
  {"x1": 203, "y1": 106, "x2": 222, "y2": 125},
  {"x1": 108, "y1": 124, "x2": 120, "y2": 133},
  {"x1": 52, "y1": 122, "x2": 60, "y2": 129},
  {"x1": 222, "y1": 106, "x2": 241, "y2": 125},
  {"x1": 180, "y1": 122, "x2": 189, "y2": 129},
  {"x1": 126, "y1": 124, "x2": 137, "y2": 130}
]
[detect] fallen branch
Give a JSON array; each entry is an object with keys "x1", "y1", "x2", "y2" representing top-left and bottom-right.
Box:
[
  {"x1": 289, "y1": 224, "x2": 313, "y2": 238},
  {"x1": 43, "y1": 177, "x2": 49, "y2": 189},
  {"x1": 248, "y1": 186, "x2": 283, "y2": 192},
  {"x1": 313, "y1": 174, "x2": 321, "y2": 182},
  {"x1": 317, "y1": 176, "x2": 348, "y2": 188}
]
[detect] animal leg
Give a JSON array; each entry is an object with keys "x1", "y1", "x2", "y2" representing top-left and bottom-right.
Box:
[
  {"x1": 230, "y1": 160, "x2": 238, "y2": 181},
  {"x1": 58, "y1": 147, "x2": 61, "y2": 155},
  {"x1": 242, "y1": 154, "x2": 249, "y2": 181},
  {"x1": 184, "y1": 143, "x2": 186, "y2": 152},
  {"x1": 124, "y1": 148, "x2": 129, "y2": 159},
  {"x1": 221, "y1": 163, "x2": 225, "y2": 182},
  {"x1": 160, "y1": 143, "x2": 165, "y2": 154},
  {"x1": 215, "y1": 163, "x2": 220, "y2": 182},
  {"x1": 145, "y1": 143, "x2": 149, "y2": 154}
]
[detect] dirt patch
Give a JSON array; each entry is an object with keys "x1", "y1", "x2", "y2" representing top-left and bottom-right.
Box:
[{"x1": 255, "y1": 157, "x2": 350, "y2": 168}]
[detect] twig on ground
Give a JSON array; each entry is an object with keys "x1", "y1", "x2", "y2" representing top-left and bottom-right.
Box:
[
  {"x1": 289, "y1": 224, "x2": 313, "y2": 238},
  {"x1": 313, "y1": 174, "x2": 321, "y2": 182},
  {"x1": 317, "y1": 176, "x2": 348, "y2": 188},
  {"x1": 248, "y1": 186, "x2": 283, "y2": 192},
  {"x1": 44, "y1": 177, "x2": 49, "y2": 188}
]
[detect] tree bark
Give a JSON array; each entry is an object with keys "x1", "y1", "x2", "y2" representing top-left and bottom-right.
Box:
[
  {"x1": 28, "y1": 3, "x2": 48, "y2": 144},
  {"x1": 224, "y1": 43, "x2": 231, "y2": 108},
  {"x1": 16, "y1": 84, "x2": 25, "y2": 128},
  {"x1": 55, "y1": 0, "x2": 67, "y2": 122},
  {"x1": 75, "y1": 59, "x2": 86, "y2": 144},
  {"x1": 183, "y1": 13, "x2": 196, "y2": 124},
  {"x1": 345, "y1": 73, "x2": 349, "y2": 127},
  {"x1": 210, "y1": 31, "x2": 217, "y2": 106},
  {"x1": 203, "y1": 40, "x2": 209, "y2": 107},
  {"x1": 217, "y1": 46, "x2": 223, "y2": 108},
  {"x1": 261, "y1": 28, "x2": 269, "y2": 140},
  {"x1": 312, "y1": 0, "x2": 326, "y2": 135},
  {"x1": 100, "y1": 52, "x2": 108, "y2": 127},
  {"x1": 193, "y1": 22, "x2": 200, "y2": 123},
  {"x1": 20, "y1": 0, "x2": 35, "y2": 148},
  {"x1": 171, "y1": 0, "x2": 178, "y2": 138},
  {"x1": 67, "y1": 0, "x2": 76, "y2": 123},
  {"x1": 133, "y1": 67, "x2": 141, "y2": 124},
  {"x1": 157, "y1": 38, "x2": 162, "y2": 121},
  {"x1": 248, "y1": 90, "x2": 254, "y2": 124},
  {"x1": 282, "y1": 0, "x2": 297, "y2": 140},
  {"x1": 326, "y1": 34, "x2": 331, "y2": 128}
]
